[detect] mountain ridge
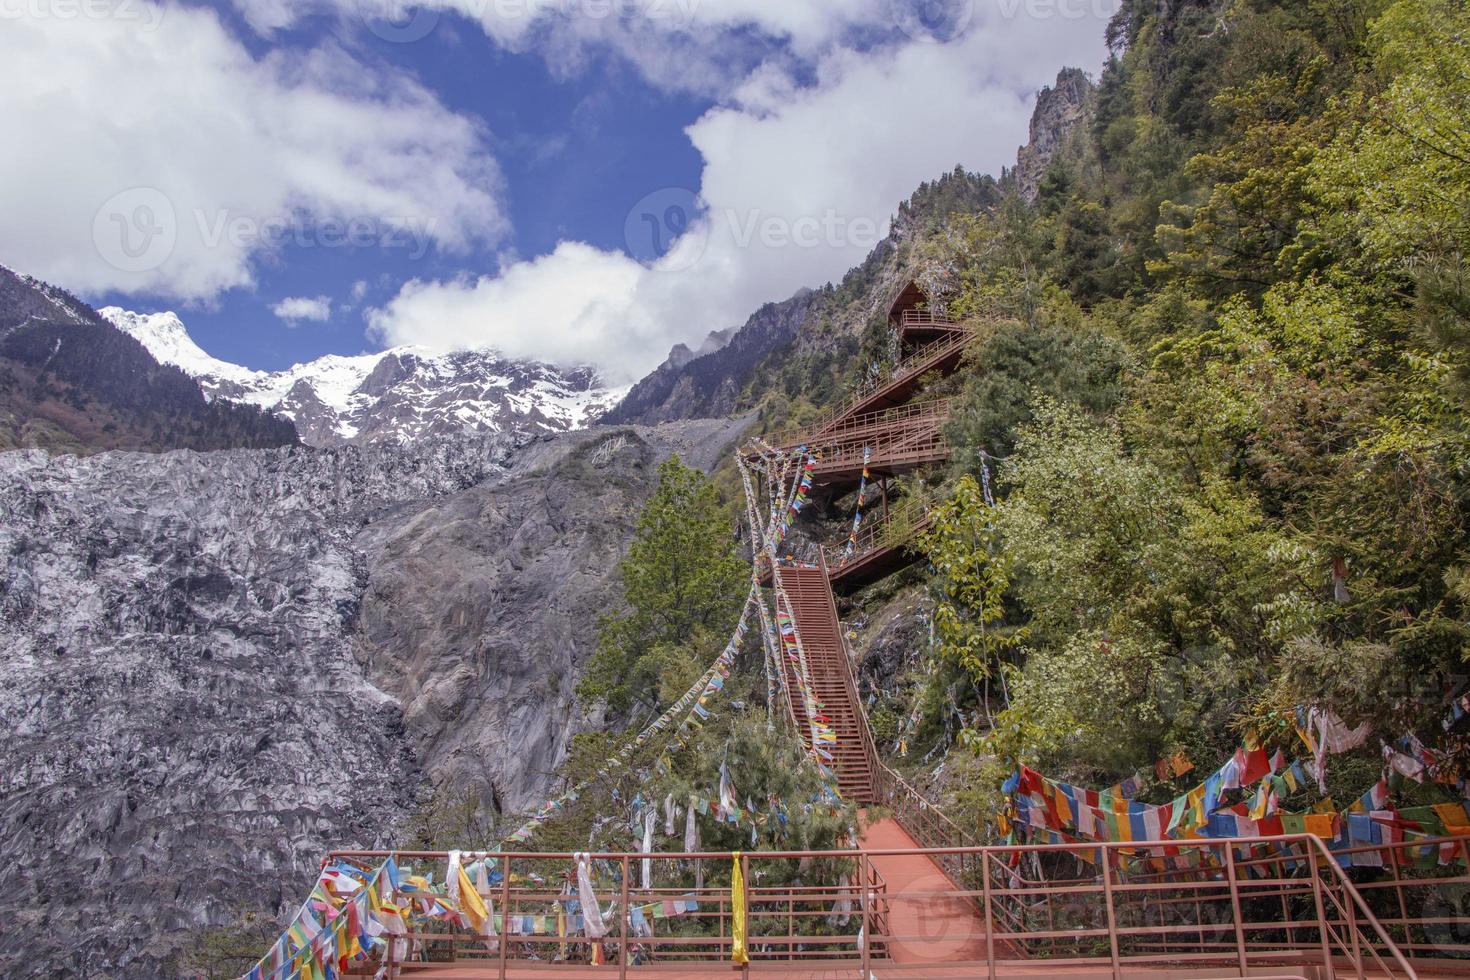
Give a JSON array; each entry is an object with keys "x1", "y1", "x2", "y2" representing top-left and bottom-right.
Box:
[
  {"x1": 102, "y1": 308, "x2": 629, "y2": 447},
  {"x1": 0, "y1": 266, "x2": 299, "y2": 455}
]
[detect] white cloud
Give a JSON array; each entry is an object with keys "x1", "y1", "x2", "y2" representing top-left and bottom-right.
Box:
[
  {"x1": 234, "y1": 0, "x2": 895, "y2": 94},
  {"x1": 369, "y1": 7, "x2": 1117, "y2": 381},
  {"x1": 0, "y1": 1, "x2": 505, "y2": 301},
  {"x1": 272, "y1": 295, "x2": 333, "y2": 324}
]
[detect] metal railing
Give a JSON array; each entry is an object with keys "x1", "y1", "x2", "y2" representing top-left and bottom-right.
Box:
[
  {"x1": 321, "y1": 831, "x2": 1456, "y2": 978},
  {"x1": 815, "y1": 328, "x2": 974, "y2": 433},
  {"x1": 896, "y1": 309, "x2": 965, "y2": 331},
  {"x1": 824, "y1": 488, "x2": 940, "y2": 576},
  {"x1": 757, "y1": 397, "x2": 954, "y2": 456}
]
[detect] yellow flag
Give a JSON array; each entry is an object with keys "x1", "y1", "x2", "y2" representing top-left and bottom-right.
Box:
[
  {"x1": 730, "y1": 852, "x2": 749, "y2": 966},
  {"x1": 457, "y1": 864, "x2": 490, "y2": 932}
]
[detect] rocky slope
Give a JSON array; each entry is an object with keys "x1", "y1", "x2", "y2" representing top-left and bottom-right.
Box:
[
  {"x1": 1008, "y1": 67, "x2": 1096, "y2": 202},
  {"x1": 601, "y1": 292, "x2": 817, "y2": 425},
  {"x1": 102, "y1": 308, "x2": 627, "y2": 447},
  {"x1": 0, "y1": 415, "x2": 747, "y2": 977},
  {"x1": 0, "y1": 266, "x2": 298, "y2": 454}
]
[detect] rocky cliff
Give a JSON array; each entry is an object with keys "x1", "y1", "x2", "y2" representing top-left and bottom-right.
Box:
[
  {"x1": 601, "y1": 292, "x2": 817, "y2": 425},
  {"x1": 1010, "y1": 67, "x2": 1096, "y2": 203},
  {"x1": 0, "y1": 415, "x2": 748, "y2": 977}
]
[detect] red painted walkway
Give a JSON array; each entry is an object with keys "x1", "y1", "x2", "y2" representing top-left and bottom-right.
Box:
[{"x1": 858, "y1": 817, "x2": 989, "y2": 966}]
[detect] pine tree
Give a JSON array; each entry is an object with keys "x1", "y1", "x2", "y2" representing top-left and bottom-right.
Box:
[{"x1": 579, "y1": 455, "x2": 747, "y2": 713}]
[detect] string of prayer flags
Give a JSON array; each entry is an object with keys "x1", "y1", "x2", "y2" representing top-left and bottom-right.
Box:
[
  {"x1": 1155, "y1": 750, "x2": 1195, "y2": 781},
  {"x1": 1007, "y1": 750, "x2": 1470, "y2": 871},
  {"x1": 841, "y1": 447, "x2": 872, "y2": 560},
  {"x1": 502, "y1": 584, "x2": 756, "y2": 845}
]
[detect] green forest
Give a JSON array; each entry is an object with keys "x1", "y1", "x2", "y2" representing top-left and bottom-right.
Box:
[
  {"x1": 908, "y1": 0, "x2": 1468, "y2": 822},
  {"x1": 573, "y1": 0, "x2": 1470, "y2": 841}
]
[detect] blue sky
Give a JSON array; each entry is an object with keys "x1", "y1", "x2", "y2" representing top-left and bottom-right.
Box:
[
  {"x1": 1, "y1": 0, "x2": 1118, "y2": 381},
  {"x1": 91, "y1": 9, "x2": 712, "y2": 371}
]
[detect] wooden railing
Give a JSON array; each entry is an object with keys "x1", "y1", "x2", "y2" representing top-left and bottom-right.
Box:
[
  {"x1": 825, "y1": 488, "x2": 940, "y2": 575},
  {"x1": 319, "y1": 832, "x2": 1453, "y2": 978},
  {"x1": 758, "y1": 397, "x2": 954, "y2": 456},
  {"x1": 816, "y1": 328, "x2": 974, "y2": 432},
  {"x1": 978, "y1": 834, "x2": 1426, "y2": 980},
  {"x1": 896, "y1": 309, "x2": 965, "y2": 331}
]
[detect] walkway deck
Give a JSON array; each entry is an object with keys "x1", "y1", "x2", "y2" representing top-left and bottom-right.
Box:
[
  {"x1": 776, "y1": 563, "x2": 878, "y2": 802},
  {"x1": 388, "y1": 957, "x2": 1464, "y2": 977},
  {"x1": 857, "y1": 817, "x2": 988, "y2": 966}
]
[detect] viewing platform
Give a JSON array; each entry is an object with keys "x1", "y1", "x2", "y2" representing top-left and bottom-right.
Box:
[{"x1": 324, "y1": 830, "x2": 1459, "y2": 980}]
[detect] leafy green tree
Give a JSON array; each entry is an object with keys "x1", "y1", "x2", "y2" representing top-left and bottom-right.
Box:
[
  {"x1": 179, "y1": 910, "x2": 281, "y2": 980},
  {"x1": 918, "y1": 475, "x2": 1028, "y2": 687},
  {"x1": 944, "y1": 320, "x2": 1130, "y2": 465},
  {"x1": 580, "y1": 456, "x2": 747, "y2": 714}
]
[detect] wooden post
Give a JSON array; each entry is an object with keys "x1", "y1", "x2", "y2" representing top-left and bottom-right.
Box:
[
  {"x1": 981, "y1": 851, "x2": 997, "y2": 980},
  {"x1": 1099, "y1": 845, "x2": 1122, "y2": 980},
  {"x1": 859, "y1": 855, "x2": 872, "y2": 980},
  {"x1": 497, "y1": 854, "x2": 511, "y2": 980},
  {"x1": 1308, "y1": 845, "x2": 1334, "y2": 978},
  {"x1": 619, "y1": 855, "x2": 630, "y2": 980},
  {"x1": 740, "y1": 853, "x2": 751, "y2": 979},
  {"x1": 1387, "y1": 842, "x2": 1411, "y2": 949},
  {"x1": 1224, "y1": 845, "x2": 1248, "y2": 977}
]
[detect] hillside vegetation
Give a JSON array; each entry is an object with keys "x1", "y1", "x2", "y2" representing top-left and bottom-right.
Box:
[{"x1": 674, "y1": 0, "x2": 1470, "y2": 820}]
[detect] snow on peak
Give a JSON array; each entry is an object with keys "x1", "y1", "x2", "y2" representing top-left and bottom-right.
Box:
[
  {"x1": 99, "y1": 308, "x2": 626, "y2": 446},
  {"x1": 101, "y1": 308, "x2": 264, "y2": 387}
]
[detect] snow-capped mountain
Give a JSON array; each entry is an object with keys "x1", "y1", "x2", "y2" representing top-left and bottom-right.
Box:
[{"x1": 100, "y1": 308, "x2": 629, "y2": 447}]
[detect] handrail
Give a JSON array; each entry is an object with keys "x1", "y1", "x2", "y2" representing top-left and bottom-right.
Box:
[
  {"x1": 896, "y1": 309, "x2": 964, "y2": 329},
  {"x1": 755, "y1": 397, "x2": 954, "y2": 456},
  {"x1": 815, "y1": 328, "x2": 974, "y2": 433},
  {"x1": 313, "y1": 832, "x2": 1450, "y2": 977},
  {"x1": 825, "y1": 488, "x2": 940, "y2": 573},
  {"x1": 1302, "y1": 832, "x2": 1421, "y2": 978}
]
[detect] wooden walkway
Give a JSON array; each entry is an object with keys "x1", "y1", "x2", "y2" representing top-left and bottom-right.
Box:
[
  {"x1": 776, "y1": 563, "x2": 878, "y2": 802},
  {"x1": 857, "y1": 817, "x2": 988, "y2": 965}
]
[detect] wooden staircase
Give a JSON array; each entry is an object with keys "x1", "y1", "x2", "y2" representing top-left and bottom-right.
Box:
[{"x1": 775, "y1": 561, "x2": 879, "y2": 803}]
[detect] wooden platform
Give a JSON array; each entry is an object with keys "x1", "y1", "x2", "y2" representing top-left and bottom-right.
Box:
[
  {"x1": 389, "y1": 960, "x2": 1468, "y2": 978},
  {"x1": 775, "y1": 563, "x2": 877, "y2": 802}
]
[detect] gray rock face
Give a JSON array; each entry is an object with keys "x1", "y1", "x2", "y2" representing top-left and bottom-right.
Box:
[
  {"x1": 0, "y1": 415, "x2": 748, "y2": 977},
  {"x1": 353, "y1": 418, "x2": 751, "y2": 816},
  {"x1": 1012, "y1": 67, "x2": 1095, "y2": 203},
  {"x1": 600, "y1": 291, "x2": 818, "y2": 425}
]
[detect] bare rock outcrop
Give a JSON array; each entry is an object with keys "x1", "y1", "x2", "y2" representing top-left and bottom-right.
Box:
[{"x1": 0, "y1": 416, "x2": 748, "y2": 977}]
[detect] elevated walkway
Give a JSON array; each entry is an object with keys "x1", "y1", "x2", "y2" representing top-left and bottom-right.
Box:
[
  {"x1": 334, "y1": 829, "x2": 1454, "y2": 980},
  {"x1": 775, "y1": 562, "x2": 879, "y2": 803},
  {"x1": 752, "y1": 399, "x2": 953, "y2": 496},
  {"x1": 825, "y1": 491, "x2": 938, "y2": 595},
  {"x1": 818, "y1": 327, "x2": 972, "y2": 432}
]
